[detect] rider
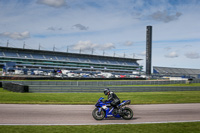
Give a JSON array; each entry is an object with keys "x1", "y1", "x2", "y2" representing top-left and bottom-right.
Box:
[{"x1": 104, "y1": 88, "x2": 120, "y2": 109}]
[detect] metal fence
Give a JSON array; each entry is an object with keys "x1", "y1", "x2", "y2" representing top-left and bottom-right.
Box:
[
  {"x1": 191, "y1": 79, "x2": 200, "y2": 83},
  {"x1": 28, "y1": 85, "x2": 200, "y2": 93},
  {"x1": 2, "y1": 79, "x2": 200, "y2": 93},
  {"x1": 3, "y1": 79, "x2": 200, "y2": 86}
]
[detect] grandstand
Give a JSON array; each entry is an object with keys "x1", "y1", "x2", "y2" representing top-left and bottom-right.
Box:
[
  {"x1": 0, "y1": 46, "x2": 142, "y2": 76},
  {"x1": 153, "y1": 66, "x2": 200, "y2": 78}
]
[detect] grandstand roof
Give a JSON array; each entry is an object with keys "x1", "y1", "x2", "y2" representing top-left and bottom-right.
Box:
[{"x1": 0, "y1": 46, "x2": 141, "y2": 62}]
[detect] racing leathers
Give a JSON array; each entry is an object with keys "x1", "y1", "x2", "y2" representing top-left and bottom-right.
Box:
[{"x1": 107, "y1": 91, "x2": 120, "y2": 108}]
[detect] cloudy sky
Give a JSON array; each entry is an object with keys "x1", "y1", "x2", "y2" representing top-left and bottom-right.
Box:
[{"x1": 0, "y1": 0, "x2": 200, "y2": 69}]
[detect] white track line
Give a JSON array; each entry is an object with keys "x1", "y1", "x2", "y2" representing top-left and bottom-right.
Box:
[{"x1": 0, "y1": 120, "x2": 200, "y2": 126}]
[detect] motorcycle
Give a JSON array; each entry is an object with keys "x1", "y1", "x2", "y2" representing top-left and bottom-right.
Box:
[{"x1": 92, "y1": 97, "x2": 133, "y2": 120}]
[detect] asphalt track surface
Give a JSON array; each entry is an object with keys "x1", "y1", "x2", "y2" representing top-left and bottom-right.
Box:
[{"x1": 0, "y1": 103, "x2": 200, "y2": 125}]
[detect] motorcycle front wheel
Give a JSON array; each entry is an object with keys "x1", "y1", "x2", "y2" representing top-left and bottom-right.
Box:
[
  {"x1": 122, "y1": 107, "x2": 133, "y2": 120},
  {"x1": 92, "y1": 108, "x2": 105, "y2": 120}
]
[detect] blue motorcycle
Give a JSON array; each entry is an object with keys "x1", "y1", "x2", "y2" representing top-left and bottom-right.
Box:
[{"x1": 92, "y1": 97, "x2": 133, "y2": 120}]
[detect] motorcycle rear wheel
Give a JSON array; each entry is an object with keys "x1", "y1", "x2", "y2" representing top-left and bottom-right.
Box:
[
  {"x1": 122, "y1": 107, "x2": 133, "y2": 120},
  {"x1": 92, "y1": 108, "x2": 105, "y2": 120}
]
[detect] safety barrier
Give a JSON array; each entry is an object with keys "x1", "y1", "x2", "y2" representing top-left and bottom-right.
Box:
[
  {"x1": 28, "y1": 85, "x2": 200, "y2": 93},
  {"x1": 2, "y1": 79, "x2": 200, "y2": 93},
  {"x1": 2, "y1": 82, "x2": 29, "y2": 93},
  {"x1": 2, "y1": 80, "x2": 196, "y2": 86}
]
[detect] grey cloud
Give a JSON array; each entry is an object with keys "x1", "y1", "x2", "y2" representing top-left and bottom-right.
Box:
[
  {"x1": 99, "y1": 43, "x2": 115, "y2": 50},
  {"x1": 47, "y1": 27, "x2": 63, "y2": 31},
  {"x1": 71, "y1": 41, "x2": 115, "y2": 52},
  {"x1": 0, "y1": 31, "x2": 30, "y2": 40},
  {"x1": 164, "y1": 47, "x2": 171, "y2": 51},
  {"x1": 184, "y1": 45, "x2": 192, "y2": 48},
  {"x1": 71, "y1": 41, "x2": 98, "y2": 51},
  {"x1": 185, "y1": 52, "x2": 200, "y2": 59},
  {"x1": 149, "y1": 10, "x2": 182, "y2": 23},
  {"x1": 124, "y1": 41, "x2": 134, "y2": 46},
  {"x1": 73, "y1": 24, "x2": 89, "y2": 31},
  {"x1": 139, "y1": 51, "x2": 146, "y2": 56},
  {"x1": 165, "y1": 51, "x2": 179, "y2": 58},
  {"x1": 37, "y1": 0, "x2": 67, "y2": 8}
]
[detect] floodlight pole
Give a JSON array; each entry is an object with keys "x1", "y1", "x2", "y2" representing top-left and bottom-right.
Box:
[
  {"x1": 66, "y1": 46, "x2": 68, "y2": 53},
  {"x1": 91, "y1": 48, "x2": 94, "y2": 55},
  {"x1": 133, "y1": 53, "x2": 135, "y2": 58},
  {"x1": 53, "y1": 45, "x2": 55, "y2": 51},
  {"x1": 23, "y1": 42, "x2": 25, "y2": 49},
  {"x1": 7, "y1": 40, "x2": 9, "y2": 47}
]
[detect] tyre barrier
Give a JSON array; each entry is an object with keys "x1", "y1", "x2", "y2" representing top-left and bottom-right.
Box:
[{"x1": 2, "y1": 82, "x2": 29, "y2": 93}]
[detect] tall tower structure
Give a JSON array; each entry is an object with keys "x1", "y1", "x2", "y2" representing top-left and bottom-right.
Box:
[{"x1": 146, "y1": 26, "x2": 152, "y2": 76}]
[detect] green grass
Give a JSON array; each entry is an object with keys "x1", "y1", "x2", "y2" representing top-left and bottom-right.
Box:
[
  {"x1": 0, "y1": 88, "x2": 200, "y2": 104},
  {"x1": 0, "y1": 122, "x2": 199, "y2": 133}
]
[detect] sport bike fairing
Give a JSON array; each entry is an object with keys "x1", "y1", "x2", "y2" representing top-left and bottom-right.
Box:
[{"x1": 95, "y1": 97, "x2": 130, "y2": 118}]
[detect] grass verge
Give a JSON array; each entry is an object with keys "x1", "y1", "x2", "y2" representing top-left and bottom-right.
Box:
[
  {"x1": 0, "y1": 122, "x2": 199, "y2": 133},
  {"x1": 0, "y1": 88, "x2": 200, "y2": 104}
]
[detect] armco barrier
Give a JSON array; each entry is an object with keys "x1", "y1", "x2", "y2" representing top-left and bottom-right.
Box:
[
  {"x1": 3, "y1": 82, "x2": 29, "y2": 93},
  {"x1": 28, "y1": 85, "x2": 200, "y2": 93},
  {"x1": 2, "y1": 80, "x2": 193, "y2": 86},
  {"x1": 2, "y1": 79, "x2": 200, "y2": 93}
]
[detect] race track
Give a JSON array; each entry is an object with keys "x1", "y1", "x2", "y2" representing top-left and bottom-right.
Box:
[{"x1": 0, "y1": 103, "x2": 200, "y2": 125}]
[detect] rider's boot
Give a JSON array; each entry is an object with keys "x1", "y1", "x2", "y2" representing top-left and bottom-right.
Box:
[{"x1": 117, "y1": 105, "x2": 122, "y2": 114}]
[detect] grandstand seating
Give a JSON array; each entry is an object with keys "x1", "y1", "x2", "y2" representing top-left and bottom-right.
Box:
[
  {"x1": 0, "y1": 46, "x2": 141, "y2": 74},
  {"x1": 153, "y1": 66, "x2": 200, "y2": 75},
  {"x1": 118, "y1": 61, "x2": 127, "y2": 65},
  {"x1": 68, "y1": 57, "x2": 79, "y2": 62},
  {"x1": 89, "y1": 58, "x2": 100, "y2": 63},
  {"x1": 0, "y1": 52, "x2": 4, "y2": 56},
  {"x1": 126, "y1": 62, "x2": 138, "y2": 66},
  {"x1": 108, "y1": 60, "x2": 119, "y2": 65},
  {"x1": 44, "y1": 55, "x2": 57, "y2": 60},
  {"x1": 99, "y1": 59, "x2": 108, "y2": 64},
  {"x1": 56, "y1": 56, "x2": 68, "y2": 61},
  {"x1": 31, "y1": 53, "x2": 44, "y2": 59},
  {"x1": 4, "y1": 51, "x2": 18, "y2": 57},
  {"x1": 1, "y1": 49, "x2": 140, "y2": 66},
  {"x1": 79, "y1": 57, "x2": 89, "y2": 62},
  {"x1": 18, "y1": 53, "x2": 32, "y2": 58}
]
